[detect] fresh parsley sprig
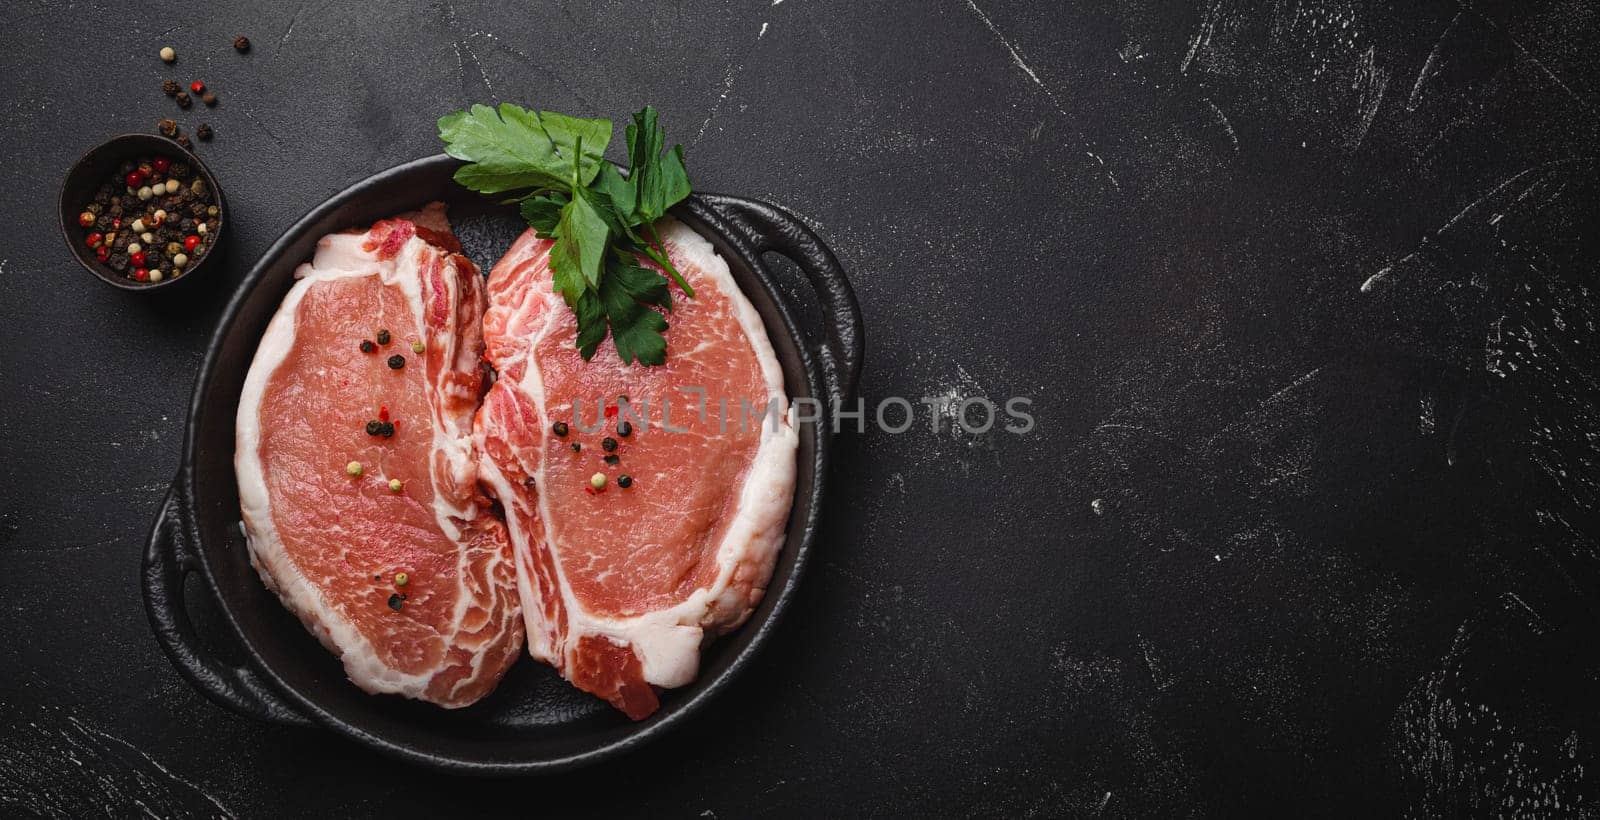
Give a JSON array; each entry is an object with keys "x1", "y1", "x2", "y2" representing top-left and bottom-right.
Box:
[{"x1": 438, "y1": 104, "x2": 693, "y2": 365}]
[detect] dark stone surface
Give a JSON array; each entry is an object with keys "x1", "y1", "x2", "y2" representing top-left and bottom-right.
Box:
[{"x1": 3, "y1": 0, "x2": 1599, "y2": 816}]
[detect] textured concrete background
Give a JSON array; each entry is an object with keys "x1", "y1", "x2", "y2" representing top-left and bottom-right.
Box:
[{"x1": 3, "y1": 0, "x2": 1600, "y2": 816}]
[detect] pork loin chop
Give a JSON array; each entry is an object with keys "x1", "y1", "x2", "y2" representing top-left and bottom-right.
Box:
[
  {"x1": 236, "y1": 203, "x2": 523, "y2": 708},
  {"x1": 475, "y1": 218, "x2": 797, "y2": 719}
]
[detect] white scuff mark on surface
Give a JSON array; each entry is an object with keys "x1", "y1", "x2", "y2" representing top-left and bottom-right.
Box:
[
  {"x1": 1181, "y1": 0, "x2": 1226, "y2": 74},
  {"x1": 1202, "y1": 98, "x2": 1240, "y2": 152},
  {"x1": 1085, "y1": 151, "x2": 1119, "y2": 188},
  {"x1": 694, "y1": 64, "x2": 741, "y2": 146},
  {"x1": 460, "y1": 38, "x2": 496, "y2": 99},
  {"x1": 1347, "y1": 45, "x2": 1388, "y2": 152},
  {"x1": 693, "y1": 22, "x2": 770, "y2": 146},
  {"x1": 1360, "y1": 160, "x2": 1591, "y2": 293},
  {"x1": 1408, "y1": 12, "x2": 1461, "y2": 111},
  {"x1": 1262, "y1": 367, "x2": 1324, "y2": 408},
  {"x1": 960, "y1": 0, "x2": 1070, "y2": 118}
]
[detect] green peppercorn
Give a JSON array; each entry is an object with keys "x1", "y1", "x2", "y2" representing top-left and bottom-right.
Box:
[
  {"x1": 617, "y1": 475, "x2": 633, "y2": 489},
  {"x1": 346, "y1": 461, "x2": 363, "y2": 477},
  {"x1": 551, "y1": 421, "x2": 569, "y2": 437},
  {"x1": 394, "y1": 572, "x2": 408, "y2": 586},
  {"x1": 412, "y1": 341, "x2": 425, "y2": 354},
  {"x1": 376, "y1": 328, "x2": 390, "y2": 345},
  {"x1": 388, "y1": 479, "x2": 403, "y2": 492},
  {"x1": 589, "y1": 472, "x2": 607, "y2": 490},
  {"x1": 387, "y1": 354, "x2": 405, "y2": 369},
  {"x1": 601, "y1": 437, "x2": 618, "y2": 452}
]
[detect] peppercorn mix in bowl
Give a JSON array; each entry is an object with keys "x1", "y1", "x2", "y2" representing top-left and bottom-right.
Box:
[{"x1": 59, "y1": 133, "x2": 225, "y2": 290}]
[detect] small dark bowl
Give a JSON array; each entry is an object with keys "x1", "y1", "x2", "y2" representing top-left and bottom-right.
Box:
[{"x1": 58, "y1": 133, "x2": 227, "y2": 291}]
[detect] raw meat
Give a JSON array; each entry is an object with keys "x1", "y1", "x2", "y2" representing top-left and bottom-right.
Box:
[
  {"x1": 235, "y1": 203, "x2": 523, "y2": 708},
  {"x1": 475, "y1": 218, "x2": 797, "y2": 719}
]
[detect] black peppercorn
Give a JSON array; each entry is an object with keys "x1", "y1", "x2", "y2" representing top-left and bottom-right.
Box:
[
  {"x1": 617, "y1": 475, "x2": 633, "y2": 489},
  {"x1": 601, "y1": 437, "x2": 617, "y2": 452},
  {"x1": 570, "y1": 442, "x2": 581, "y2": 453},
  {"x1": 196, "y1": 123, "x2": 213, "y2": 141},
  {"x1": 617, "y1": 420, "x2": 632, "y2": 437},
  {"x1": 376, "y1": 328, "x2": 391, "y2": 345},
  {"x1": 162, "y1": 79, "x2": 179, "y2": 97},
  {"x1": 387, "y1": 354, "x2": 405, "y2": 369},
  {"x1": 603, "y1": 455, "x2": 620, "y2": 465},
  {"x1": 233, "y1": 35, "x2": 251, "y2": 52},
  {"x1": 175, "y1": 91, "x2": 192, "y2": 109},
  {"x1": 157, "y1": 118, "x2": 178, "y2": 137},
  {"x1": 387, "y1": 593, "x2": 404, "y2": 612},
  {"x1": 201, "y1": 92, "x2": 217, "y2": 107},
  {"x1": 176, "y1": 135, "x2": 193, "y2": 149},
  {"x1": 360, "y1": 339, "x2": 376, "y2": 353},
  {"x1": 551, "y1": 421, "x2": 569, "y2": 437}
]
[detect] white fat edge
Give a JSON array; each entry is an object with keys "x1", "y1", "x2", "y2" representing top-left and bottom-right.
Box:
[
  {"x1": 479, "y1": 245, "x2": 566, "y2": 666},
  {"x1": 518, "y1": 284, "x2": 574, "y2": 667},
  {"x1": 545, "y1": 219, "x2": 799, "y2": 689},
  {"x1": 385, "y1": 232, "x2": 512, "y2": 702},
  {"x1": 476, "y1": 430, "x2": 560, "y2": 666},
  {"x1": 236, "y1": 256, "x2": 434, "y2": 701}
]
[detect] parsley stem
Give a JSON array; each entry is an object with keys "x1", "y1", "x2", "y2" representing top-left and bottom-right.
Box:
[{"x1": 644, "y1": 221, "x2": 695, "y2": 298}]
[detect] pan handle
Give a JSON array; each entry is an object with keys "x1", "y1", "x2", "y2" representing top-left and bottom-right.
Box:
[
  {"x1": 696, "y1": 194, "x2": 865, "y2": 407},
  {"x1": 143, "y1": 484, "x2": 314, "y2": 728}
]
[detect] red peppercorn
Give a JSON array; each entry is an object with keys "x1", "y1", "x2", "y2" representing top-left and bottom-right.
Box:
[
  {"x1": 134, "y1": 268, "x2": 149, "y2": 281},
  {"x1": 130, "y1": 251, "x2": 147, "y2": 267},
  {"x1": 153, "y1": 156, "x2": 171, "y2": 173},
  {"x1": 183, "y1": 234, "x2": 201, "y2": 251},
  {"x1": 77, "y1": 211, "x2": 95, "y2": 227},
  {"x1": 190, "y1": 80, "x2": 205, "y2": 94},
  {"x1": 85, "y1": 232, "x2": 103, "y2": 247},
  {"x1": 125, "y1": 171, "x2": 145, "y2": 187},
  {"x1": 95, "y1": 247, "x2": 110, "y2": 262},
  {"x1": 112, "y1": 217, "x2": 122, "y2": 229}
]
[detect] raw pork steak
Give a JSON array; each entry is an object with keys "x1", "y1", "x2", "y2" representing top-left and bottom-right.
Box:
[
  {"x1": 476, "y1": 218, "x2": 797, "y2": 719},
  {"x1": 236, "y1": 204, "x2": 523, "y2": 708}
]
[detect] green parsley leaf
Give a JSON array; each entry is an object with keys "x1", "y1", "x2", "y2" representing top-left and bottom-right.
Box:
[
  {"x1": 573, "y1": 289, "x2": 609, "y2": 361},
  {"x1": 441, "y1": 103, "x2": 695, "y2": 366},
  {"x1": 519, "y1": 193, "x2": 567, "y2": 236},
  {"x1": 536, "y1": 111, "x2": 612, "y2": 187},
  {"x1": 560, "y1": 187, "x2": 610, "y2": 289},
  {"x1": 599, "y1": 261, "x2": 670, "y2": 366},
  {"x1": 609, "y1": 251, "x2": 672, "y2": 311},
  {"x1": 627, "y1": 107, "x2": 691, "y2": 221}
]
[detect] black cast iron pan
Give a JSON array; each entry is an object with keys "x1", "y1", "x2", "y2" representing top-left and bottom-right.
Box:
[{"x1": 142, "y1": 154, "x2": 862, "y2": 774}]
